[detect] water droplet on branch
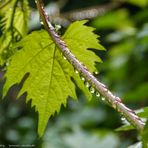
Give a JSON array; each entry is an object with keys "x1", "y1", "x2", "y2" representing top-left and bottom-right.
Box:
[
  {"x1": 101, "y1": 97, "x2": 105, "y2": 101},
  {"x1": 90, "y1": 87, "x2": 95, "y2": 94},
  {"x1": 81, "y1": 76, "x2": 85, "y2": 81},
  {"x1": 75, "y1": 69, "x2": 79, "y2": 74},
  {"x1": 96, "y1": 92, "x2": 100, "y2": 97},
  {"x1": 6, "y1": 62, "x2": 9, "y2": 66},
  {"x1": 40, "y1": 21, "x2": 44, "y2": 25},
  {"x1": 85, "y1": 82, "x2": 90, "y2": 88},
  {"x1": 121, "y1": 117, "x2": 125, "y2": 121},
  {"x1": 63, "y1": 56, "x2": 67, "y2": 60},
  {"x1": 94, "y1": 71, "x2": 99, "y2": 75}
]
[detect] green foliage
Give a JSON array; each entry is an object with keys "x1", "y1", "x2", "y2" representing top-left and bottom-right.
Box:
[
  {"x1": 44, "y1": 126, "x2": 119, "y2": 148},
  {"x1": 91, "y1": 9, "x2": 133, "y2": 30},
  {"x1": 138, "y1": 107, "x2": 148, "y2": 118},
  {"x1": 63, "y1": 20, "x2": 104, "y2": 73},
  {"x1": 141, "y1": 121, "x2": 148, "y2": 148},
  {"x1": 3, "y1": 21, "x2": 104, "y2": 136},
  {"x1": 126, "y1": 0, "x2": 148, "y2": 8},
  {"x1": 0, "y1": 0, "x2": 30, "y2": 65},
  {"x1": 115, "y1": 124, "x2": 135, "y2": 132},
  {"x1": 43, "y1": 102, "x2": 119, "y2": 148},
  {"x1": 125, "y1": 83, "x2": 148, "y2": 102}
]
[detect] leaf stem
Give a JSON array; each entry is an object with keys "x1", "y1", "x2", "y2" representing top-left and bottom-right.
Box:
[{"x1": 36, "y1": 0, "x2": 145, "y2": 131}]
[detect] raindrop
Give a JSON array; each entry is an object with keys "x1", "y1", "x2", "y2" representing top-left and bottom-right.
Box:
[
  {"x1": 81, "y1": 76, "x2": 85, "y2": 81},
  {"x1": 101, "y1": 97, "x2": 105, "y2": 101},
  {"x1": 121, "y1": 117, "x2": 125, "y2": 121},
  {"x1": 85, "y1": 82, "x2": 90, "y2": 88},
  {"x1": 96, "y1": 92, "x2": 100, "y2": 97},
  {"x1": 94, "y1": 71, "x2": 99, "y2": 75},
  {"x1": 90, "y1": 87, "x2": 95, "y2": 94},
  {"x1": 63, "y1": 56, "x2": 67, "y2": 60},
  {"x1": 40, "y1": 21, "x2": 44, "y2": 25},
  {"x1": 75, "y1": 69, "x2": 79, "y2": 74},
  {"x1": 6, "y1": 62, "x2": 9, "y2": 66}
]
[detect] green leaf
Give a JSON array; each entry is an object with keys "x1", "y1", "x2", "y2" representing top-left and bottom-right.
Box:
[
  {"x1": 0, "y1": 0, "x2": 14, "y2": 16},
  {"x1": 91, "y1": 9, "x2": 134, "y2": 30},
  {"x1": 115, "y1": 124, "x2": 135, "y2": 132},
  {"x1": 126, "y1": 0, "x2": 148, "y2": 8},
  {"x1": 124, "y1": 83, "x2": 148, "y2": 102},
  {"x1": 3, "y1": 30, "x2": 76, "y2": 136},
  {"x1": 137, "y1": 107, "x2": 148, "y2": 118},
  {"x1": 44, "y1": 126, "x2": 119, "y2": 148},
  {"x1": 141, "y1": 120, "x2": 148, "y2": 148},
  {"x1": 63, "y1": 20, "x2": 105, "y2": 72},
  {"x1": 0, "y1": 0, "x2": 30, "y2": 65},
  {"x1": 0, "y1": 0, "x2": 29, "y2": 35},
  {"x1": 3, "y1": 21, "x2": 104, "y2": 136}
]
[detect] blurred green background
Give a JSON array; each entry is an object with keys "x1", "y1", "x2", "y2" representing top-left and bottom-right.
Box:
[{"x1": 0, "y1": 0, "x2": 148, "y2": 147}]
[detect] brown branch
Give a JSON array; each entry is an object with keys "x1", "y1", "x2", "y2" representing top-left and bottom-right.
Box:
[
  {"x1": 36, "y1": 0, "x2": 145, "y2": 131},
  {"x1": 62, "y1": 2, "x2": 120, "y2": 21},
  {"x1": 30, "y1": 1, "x2": 120, "y2": 29}
]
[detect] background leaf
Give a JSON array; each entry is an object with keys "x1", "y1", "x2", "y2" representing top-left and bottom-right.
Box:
[
  {"x1": 0, "y1": 0, "x2": 30, "y2": 65},
  {"x1": 141, "y1": 121, "x2": 148, "y2": 148}
]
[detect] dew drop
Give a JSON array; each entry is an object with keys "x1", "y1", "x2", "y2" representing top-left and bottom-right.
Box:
[
  {"x1": 90, "y1": 87, "x2": 95, "y2": 94},
  {"x1": 6, "y1": 62, "x2": 9, "y2": 66},
  {"x1": 95, "y1": 71, "x2": 99, "y2": 75},
  {"x1": 96, "y1": 92, "x2": 100, "y2": 97},
  {"x1": 101, "y1": 97, "x2": 105, "y2": 101},
  {"x1": 40, "y1": 21, "x2": 44, "y2": 25},
  {"x1": 81, "y1": 76, "x2": 85, "y2": 81},
  {"x1": 75, "y1": 69, "x2": 79, "y2": 74},
  {"x1": 63, "y1": 56, "x2": 67, "y2": 60},
  {"x1": 121, "y1": 117, "x2": 125, "y2": 121},
  {"x1": 85, "y1": 82, "x2": 90, "y2": 88}
]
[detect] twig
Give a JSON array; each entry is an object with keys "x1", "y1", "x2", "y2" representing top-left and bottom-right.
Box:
[
  {"x1": 30, "y1": 1, "x2": 120, "y2": 29},
  {"x1": 36, "y1": 0, "x2": 145, "y2": 131},
  {"x1": 62, "y1": 2, "x2": 120, "y2": 21}
]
